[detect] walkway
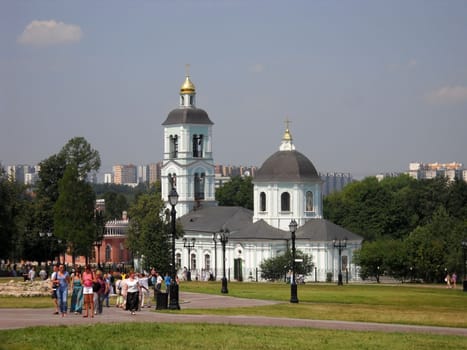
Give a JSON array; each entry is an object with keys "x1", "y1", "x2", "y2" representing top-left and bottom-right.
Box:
[{"x1": 0, "y1": 292, "x2": 465, "y2": 336}]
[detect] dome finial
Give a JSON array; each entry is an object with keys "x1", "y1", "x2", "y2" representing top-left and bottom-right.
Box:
[
  {"x1": 180, "y1": 63, "x2": 196, "y2": 95},
  {"x1": 280, "y1": 117, "x2": 295, "y2": 151}
]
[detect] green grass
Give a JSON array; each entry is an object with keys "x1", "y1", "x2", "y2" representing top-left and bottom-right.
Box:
[
  {"x1": 0, "y1": 323, "x2": 466, "y2": 350},
  {"x1": 1, "y1": 280, "x2": 466, "y2": 348}
]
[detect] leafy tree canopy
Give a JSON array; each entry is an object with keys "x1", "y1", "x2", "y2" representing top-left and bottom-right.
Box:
[{"x1": 215, "y1": 176, "x2": 253, "y2": 209}]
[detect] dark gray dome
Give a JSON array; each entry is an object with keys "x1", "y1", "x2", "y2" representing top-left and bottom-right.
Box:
[
  {"x1": 162, "y1": 108, "x2": 213, "y2": 125},
  {"x1": 255, "y1": 150, "x2": 320, "y2": 182}
]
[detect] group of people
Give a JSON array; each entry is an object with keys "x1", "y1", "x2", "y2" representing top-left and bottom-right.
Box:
[
  {"x1": 49, "y1": 264, "x2": 173, "y2": 317},
  {"x1": 50, "y1": 264, "x2": 116, "y2": 318},
  {"x1": 444, "y1": 272, "x2": 457, "y2": 289}
]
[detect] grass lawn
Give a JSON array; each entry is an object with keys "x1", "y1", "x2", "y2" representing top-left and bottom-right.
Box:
[{"x1": 0, "y1": 279, "x2": 466, "y2": 349}]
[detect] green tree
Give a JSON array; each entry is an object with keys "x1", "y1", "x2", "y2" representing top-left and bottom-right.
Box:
[
  {"x1": 101, "y1": 191, "x2": 129, "y2": 221},
  {"x1": 54, "y1": 165, "x2": 96, "y2": 265},
  {"x1": 353, "y1": 240, "x2": 385, "y2": 282},
  {"x1": 215, "y1": 176, "x2": 253, "y2": 209},
  {"x1": 58, "y1": 136, "x2": 101, "y2": 180},
  {"x1": 126, "y1": 192, "x2": 172, "y2": 272},
  {"x1": 260, "y1": 250, "x2": 313, "y2": 281}
]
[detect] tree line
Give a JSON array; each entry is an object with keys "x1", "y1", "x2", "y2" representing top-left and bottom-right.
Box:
[{"x1": 325, "y1": 175, "x2": 467, "y2": 283}]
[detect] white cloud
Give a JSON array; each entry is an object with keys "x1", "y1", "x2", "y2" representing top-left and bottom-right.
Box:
[
  {"x1": 426, "y1": 85, "x2": 467, "y2": 104},
  {"x1": 249, "y1": 64, "x2": 265, "y2": 73},
  {"x1": 18, "y1": 20, "x2": 82, "y2": 46}
]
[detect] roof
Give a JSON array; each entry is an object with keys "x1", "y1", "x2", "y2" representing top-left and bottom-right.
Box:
[
  {"x1": 296, "y1": 219, "x2": 363, "y2": 242},
  {"x1": 162, "y1": 108, "x2": 213, "y2": 125},
  {"x1": 254, "y1": 150, "x2": 321, "y2": 183},
  {"x1": 229, "y1": 220, "x2": 287, "y2": 240},
  {"x1": 179, "y1": 206, "x2": 253, "y2": 234},
  {"x1": 180, "y1": 206, "x2": 363, "y2": 243}
]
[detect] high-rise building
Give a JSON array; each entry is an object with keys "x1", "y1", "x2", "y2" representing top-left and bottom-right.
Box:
[
  {"x1": 112, "y1": 164, "x2": 138, "y2": 185},
  {"x1": 409, "y1": 162, "x2": 464, "y2": 181},
  {"x1": 148, "y1": 162, "x2": 161, "y2": 184}
]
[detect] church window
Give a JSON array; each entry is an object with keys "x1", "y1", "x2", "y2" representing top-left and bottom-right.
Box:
[
  {"x1": 260, "y1": 192, "x2": 266, "y2": 212},
  {"x1": 176, "y1": 253, "x2": 181, "y2": 269},
  {"x1": 169, "y1": 173, "x2": 177, "y2": 190},
  {"x1": 193, "y1": 134, "x2": 203, "y2": 157},
  {"x1": 205, "y1": 254, "x2": 211, "y2": 271},
  {"x1": 190, "y1": 96, "x2": 194, "y2": 105},
  {"x1": 194, "y1": 172, "x2": 205, "y2": 200},
  {"x1": 181, "y1": 96, "x2": 185, "y2": 105},
  {"x1": 169, "y1": 135, "x2": 178, "y2": 158},
  {"x1": 105, "y1": 244, "x2": 111, "y2": 262},
  {"x1": 306, "y1": 191, "x2": 313, "y2": 212},
  {"x1": 281, "y1": 192, "x2": 290, "y2": 212},
  {"x1": 191, "y1": 253, "x2": 197, "y2": 270}
]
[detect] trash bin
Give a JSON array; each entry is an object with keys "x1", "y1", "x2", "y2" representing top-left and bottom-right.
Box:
[{"x1": 156, "y1": 292, "x2": 168, "y2": 310}]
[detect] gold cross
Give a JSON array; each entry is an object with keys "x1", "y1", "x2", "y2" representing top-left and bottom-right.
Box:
[{"x1": 185, "y1": 63, "x2": 191, "y2": 77}]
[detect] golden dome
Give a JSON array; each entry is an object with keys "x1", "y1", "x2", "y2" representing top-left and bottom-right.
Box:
[{"x1": 180, "y1": 76, "x2": 196, "y2": 95}]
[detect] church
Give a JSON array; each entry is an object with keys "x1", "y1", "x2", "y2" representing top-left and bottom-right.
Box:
[{"x1": 161, "y1": 71, "x2": 363, "y2": 283}]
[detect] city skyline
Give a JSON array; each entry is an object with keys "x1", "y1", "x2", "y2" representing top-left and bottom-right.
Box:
[{"x1": 2, "y1": 1, "x2": 467, "y2": 179}]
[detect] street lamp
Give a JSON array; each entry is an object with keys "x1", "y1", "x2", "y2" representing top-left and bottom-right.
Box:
[
  {"x1": 462, "y1": 239, "x2": 467, "y2": 292},
  {"x1": 333, "y1": 237, "x2": 347, "y2": 286},
  {"x1": 212, "y1": 233, "x2": 218, "y2": 280},
  {"x1": 168, "y1": 188, "x2": 180, "y2": 310},
  {"x1": 183, "y1": 237, "x2": 196, "y2": 281},
  {"x1": 94, "y1": 238, "x2": 103, "y2": 268},
  {"x1": 289, "y1": 219, "x2": 299, "y2": 303},
  {"x1": 217, "y1": 227, "x2": 229, "y2": 294}
]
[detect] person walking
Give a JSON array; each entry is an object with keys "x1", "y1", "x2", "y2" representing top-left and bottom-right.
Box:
[
  {"x1": 56, "y1": 264, "x2": 70, "y2": 317},
  {"x1": 50, "y1": 264, "x2": 59, "y2": 315},
  {"x1": 451, "y1": 272, "x2": 457, "y2": 288},
  {"x1": 124, "y1": 271, "x2": 141, "y2": 315},
  {"x1": 70, "y1": 268, "x2": 83, "y2": 315},
  {"x1": 139, "y1": 272, "x2": 150, "y2": 308},
  {"x1": 81, "y1": 265, "x2": 95, "y2": 318},
  {"x1": 94, "y1": 270, "x2": 108, "y2": 315}
]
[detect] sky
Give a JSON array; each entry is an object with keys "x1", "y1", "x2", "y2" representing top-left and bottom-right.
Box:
[{"x1": 1, "y1": 0, "x2": 467, "y2": 180}]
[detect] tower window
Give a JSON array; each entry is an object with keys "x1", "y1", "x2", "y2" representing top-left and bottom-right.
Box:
[
  {"x1": 260, "y1": 192, "x2": 266, "y2": 212},
  {"x1": 193, "y1": 134, "x2": 203, "y2": 157},
  {"x1": 170, "y1": 135, "x2": 178, "y2": 158},
  {"x1": 306, "y1": 191, "x2": 313, "y2": 212},
  {"x1": 169, "y1": 173, "x2": 177, "y2": 190},
  {"x1": 281, "y1": 192, "x2": 290, "y2": 212},
  {"x1": 194, "y1": 172, "x2": 205, "y2": 200}
]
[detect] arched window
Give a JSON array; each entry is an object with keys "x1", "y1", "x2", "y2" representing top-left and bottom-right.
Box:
[
  {"x1": 204, "y1": 254, "x2": 211, "y2": 271},
  {"x1": 105, "y1": 245, "x2": 111, "y2": 262},
  {"x1": 281, "y1": 192, "x2": 290, "y2": 212},
  {"x1": 194, "y1": 172, "x2": 205, "y2": 200},
  {"x1": 260, "y1": 192, "x2": 266, "y2": 212},
  {"x1": 191, "y1": 253, "x2": 197, "y2": 270},
  {"x1": 176, "y1": 253, "x2": 181, "y2": 270},
  {"x1": 306, "y1": 191, "x2": 313, "y2": 212},
  {"x1": 169, "y1": 173, "x2": 177, "y2": 190},
  {"x1": 169, "y1": 135, "x2": 178, "y2": 158},
  {"x1": 193, "y1": 134, "x2": 203, "y2": 157}
]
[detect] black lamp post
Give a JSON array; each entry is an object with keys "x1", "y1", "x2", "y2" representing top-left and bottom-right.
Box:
[
  {"x1": 183, "y1": 237, "x2": 196, "y2": 281},
  {"x1": 94, "y1": 239, "x2": 103, "y2": 269},
  {"x1": 168, "y1": 188, "x2": 180, "y2": 310},
  {"x1": 289, "y1": 219, "x2": 299, "y2": 303},
  {"x1": 212, "y1": 233, "x2": 218, "y2": 280},
  {"x1": 217, "y1": 228, "x2": 229, "y2": 294},
  {"x1": 333, "y1": 237, "x2": 347, "y2": 286},
  {"x1": 462, "y1": 239, "x2": 467, "y2": 292}
]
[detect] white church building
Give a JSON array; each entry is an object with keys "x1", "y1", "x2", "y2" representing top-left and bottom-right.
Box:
[{"x1": 161, "y1": 72, "x2": 363, "y2": 283}]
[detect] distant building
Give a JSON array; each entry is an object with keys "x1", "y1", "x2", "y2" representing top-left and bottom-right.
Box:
[
  {"x1": 104, "y1": 173, "x2": 113, "y2": 184},
  {"x1": 408, "y1": 162, "x2": 464, "y2": 181},
  {"x1": 148, "y1": 162, "x2": 161, "y2": 184},
  {"x1": 320, "y1": 172, "x2": 353, "y2": 196},
  {"x1": 6, "y1": 165, "x2": 36, "y2": 184},
  {"x1": 112, "y1": 164, "x2": 138, "y2": 186}
]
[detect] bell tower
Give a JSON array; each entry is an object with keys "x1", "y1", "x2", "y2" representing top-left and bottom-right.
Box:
[{"x1": 161, "y1": 67, "x2": 216, "y2": 217}]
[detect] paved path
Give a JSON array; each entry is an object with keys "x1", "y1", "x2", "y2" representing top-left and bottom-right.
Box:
[{"x1": 0, "y1": 292, "x2": 466, "y2": 336}]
